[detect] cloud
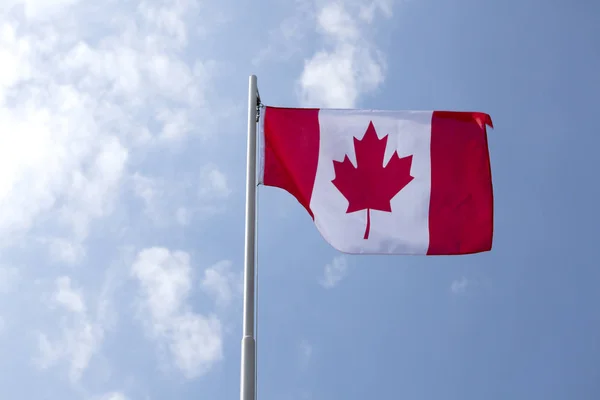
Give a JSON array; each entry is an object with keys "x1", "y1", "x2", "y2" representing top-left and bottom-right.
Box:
[
  {"x1": 35, "y1": 276, "x2": 110, "y2": 382},
  {"x1": 0, "y1": 15, "x2": 132, "y2": 253},
  {"x1": 131, "y1": 172, "x2": 168, "y2": 222},
  {"x1": 357, "y1": 0, "x2": 394, "y2": 22},
  {"x1": 0, "y1": 79, "x2": 129, "y2": 244},
  {"x1": 199, "y1": 164, "x2": 231, "y2": 200},
  {"x1": 450, "y1": 277, "x2": 474, "y2": 294},
  {"x1": 131, "y1": 247, "x2": 224, "y2": 379},
  {"x1": 319, "y1": 255, "x2": 348, "y2": 289},
  {"x1": 156, "y1": 108, "x2": 192, "y2": 141},
  {"x1": 297, "y1": 0, "x2": 392, "y2": 108},
  {"x1": 251, "y1": 0, "x2": 315, "y2": 65},
  {"x1": 41, "y1": 237, "x2": 86, "y2": 265},
  {"x1": 132, "y1": 173, "x2": 159, "y2": 210},
  {"x1": 167, "y1": 311, "x2": 223, "y2": 379},
  {"x1": 318, "y1": 2, "x2": 360, "y2": 40},
  {"x1": 95, "y1": 392, "x2": 129, "y2": 400},
  {"x1": 130, "y1": 164, "x2": 230, "y2": 226},
  {"x1": 0, "y1": 0, "x2": 239, "y2": 396},
  {"x1": 53, "y1": 276, "x2": 86, "y2": 314},
  {"x1": 0, "y1": 0, "x2": 227, "y2": 261},
  {"x1": 200, "y1": 260, "x2": 242, "y2": 308},
  {"x1": 132, "y1": 248, "x2": 192, "y2": 325},
  {"x1": 7, "y1": 0, "x2": 82, "y2": 21},
  {"x1": 192, "y1": 164, "x2": 232, "y2": 217}
]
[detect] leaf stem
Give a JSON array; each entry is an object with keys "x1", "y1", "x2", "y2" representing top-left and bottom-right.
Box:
[{"x1": 364, "y1": 208, "x2": 371, "y2": 240}]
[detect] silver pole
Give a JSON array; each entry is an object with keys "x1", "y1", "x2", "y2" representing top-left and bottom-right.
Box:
[{"x1": 240, "y1": 74, "x2": 258, "y2": 400}]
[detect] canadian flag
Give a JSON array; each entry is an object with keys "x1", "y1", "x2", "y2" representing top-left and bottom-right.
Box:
[{"x1": 258, "y1": 106, "x2": 494, "y2": 255}]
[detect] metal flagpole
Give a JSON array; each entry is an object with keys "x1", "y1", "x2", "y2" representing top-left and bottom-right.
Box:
[{"x1": 240, "y1": 74, "x2": 258, "y2": 400}]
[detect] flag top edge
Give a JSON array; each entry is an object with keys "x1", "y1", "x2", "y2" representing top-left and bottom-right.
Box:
[{"x1": 262, "y1": 105, "x2": 493, "y2": 130}]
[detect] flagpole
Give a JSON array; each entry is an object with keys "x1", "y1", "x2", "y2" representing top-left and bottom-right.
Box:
[{"x1": 240, "y1": 74, "x2": 258, "y2": 400}]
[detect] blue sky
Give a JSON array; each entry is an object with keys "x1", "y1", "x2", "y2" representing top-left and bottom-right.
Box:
[{"x1": 0, "y1": 0, "x2": 599, "y2": 399}]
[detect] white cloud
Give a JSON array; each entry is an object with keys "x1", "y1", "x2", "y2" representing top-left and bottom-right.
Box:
[
  {"x1": 200, "y1": 260, "x2": 242, "y2": 308},
  {"x1": 132, "y1": 248, "x2": 192, "y2": 326},
  {"x1": 317, "y1": 2, "x2": 360, "y2": 40},
  {"x1": 132, "y1": 173, "x2": 158, "y2": 208},
  {"x1": 319, "y1": 255, "x2": 348, "y2": 289},
  {"x1": 95, "y1": 392, "x2": 129, "y2": 400},
  {"x1": 42, "y1": 237, "x2": 86, "y2": 265},
  {"x1": 53, "y1": 276, "x2": 86, "y2": 314},
  {"x1": 251, "y1": 0, "x2": 314, "y2": 65},
  {"x1": 0, "y1": 0, "x2": 239, "y2": 395},
  {"x1": 0, "y1": 81, "x2": 129, "y2": 244},
  {"x1": 60, "y1": 136, "x2": 129, "y2": 240},
  {"x1": 131, "y1": 247, "x2": 224, "y2": 379},
  {"x1": 156, "y1": 108, "x2": 192, "y2": 141},
  {"x1": 300, "y1": 44, "x2": 384, "y2": 108},
  {"x1": 199, "y1": 164, "x2": 231, "y2": 200},
  {"x1": 11, "y1": 0, "x2": 82, "y2": 21},
  {"x1": 450, "y1": 277, "x2": 473, "y2": 294},
  {"x1": 130, "y1": 165, "x2": 230, "y2": 225},
  {"x1": 0, "y1": 0, "x2": 225, "y2": 259},
  {"x1": 131, "y1": 172, "x2": 175, "y2": 223},
  {"x1": 131, "y1": 172, "x2": 163, "y2": 220},
  {"x1": 298, "y1": 0, "x2": 391, "y2": 108},
  {"x1": 138, "y1": 0, "x2": 202, "y2": 48},
  {"x1": 0, "y1": 22, "x2": 131, "y2": 256},
  {"x1": 168, "y1": 311, "x2": 223, "y2": 379},
  {"x1": 35, "y1": 276, "x2": 109, "y2": 382},
  {"x1": 358, "y1": 0, "x2": 394, "y2": 22}
]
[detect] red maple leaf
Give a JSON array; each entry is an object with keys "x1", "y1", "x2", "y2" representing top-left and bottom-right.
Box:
[{"x1": 332, "y1": 121, "x2": 414, "y2": 240}]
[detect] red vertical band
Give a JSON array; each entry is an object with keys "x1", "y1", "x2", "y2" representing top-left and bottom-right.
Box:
[
  {"x1": 262, "y1": 106, "x2": 321, "y2": 218},
  {"x1": 428, "y1": 111, "x2": 494, "y2": 255}
]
